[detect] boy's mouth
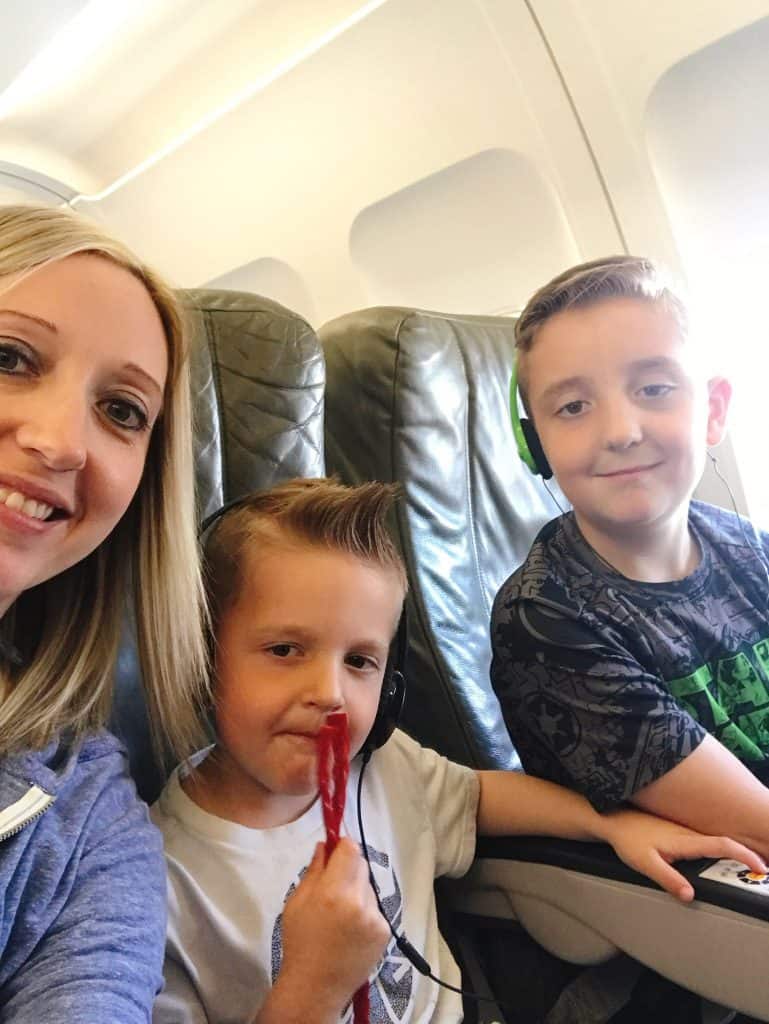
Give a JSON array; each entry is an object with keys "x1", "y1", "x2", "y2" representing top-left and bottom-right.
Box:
[{"x1": 596, "y1": 462, "x2": 661, "y2": 478}]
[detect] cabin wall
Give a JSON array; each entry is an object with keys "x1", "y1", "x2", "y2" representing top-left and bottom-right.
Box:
[{"x1": 0, "y1": 0, "x2": 766, "y2": 518}]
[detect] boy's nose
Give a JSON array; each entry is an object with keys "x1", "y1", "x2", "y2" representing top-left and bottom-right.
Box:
[
  {"x1": 602, "y1": 398, "x2": 643, "y2": 451},
  {"x1": 306, "y1": 661, "x2": 345, "y2": 711},
  {"x1": 16, "y1": 397, "x2": 88, "y2": 472}
]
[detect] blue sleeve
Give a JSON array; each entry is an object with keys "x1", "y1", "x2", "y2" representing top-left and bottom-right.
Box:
[
  {"x1": 0, "y1": 778, "x2": 166, "y2": 1024},
  {"x1": 490, "y1": 588, "x2": 707, "y2": 812}
]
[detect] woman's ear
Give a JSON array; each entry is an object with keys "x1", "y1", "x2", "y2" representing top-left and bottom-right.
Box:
[{"x1": 705, "y1": 376, "x2": 732, "y2": 446}]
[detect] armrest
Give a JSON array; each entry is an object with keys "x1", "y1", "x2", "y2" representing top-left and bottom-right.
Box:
[
  {"x1": 476, "y1": 835, "x2": 769, "y2": 922},
  {"x1": 451, "y1": 837, "x2": 769, "y2": 1020}
]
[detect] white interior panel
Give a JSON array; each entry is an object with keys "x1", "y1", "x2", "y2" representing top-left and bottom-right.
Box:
[
  {"x1": 646, "y1": 16, "x2": 769, "y2": 523},
  {"x1": 350, "y1": 148, "x2": 577, "y2": 314},
  {"x1": 527, "y1": 0, "x2": 769, "y2": 260},
  {"x1": 0, "y1": 0, "x2": 87, "y2": 98},
  {"x1": 79, "y1": 0, "x2": 620, "y2": 324},
  {"x1": 205, "y1": 257, "x2": 316, "y2": 323}
]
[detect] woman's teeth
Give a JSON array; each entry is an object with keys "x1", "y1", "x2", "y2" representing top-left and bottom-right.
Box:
[{"x1": 0, "y1": 488, "x2": 55, "y2": 521}]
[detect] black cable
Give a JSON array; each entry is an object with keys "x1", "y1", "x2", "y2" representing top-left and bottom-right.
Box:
[
  {"x1": 355, "y1": 749, "x2": 509, "y2": 1014},
  {"x1": 708, "y1": 451, "x2": 769, "y2": 586},
  {"x1": 543, "y1": 479, "x2": 566, "y2": 516}
]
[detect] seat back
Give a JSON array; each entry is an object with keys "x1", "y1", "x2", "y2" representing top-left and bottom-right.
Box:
[
  {"x1": 112, "y1": 289, "x2": 325, "y2": 801},
  {"x1": 321, "y1": 306, "x2": 562, "y2": 770}
]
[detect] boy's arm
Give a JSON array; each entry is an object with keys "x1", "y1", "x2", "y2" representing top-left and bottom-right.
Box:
[
  {"x1": 476, "y1": 769, "x2": 766, "y2": 902},
  {"x1": 631, "y1": 733, "x2": 769, "y2": 861}
]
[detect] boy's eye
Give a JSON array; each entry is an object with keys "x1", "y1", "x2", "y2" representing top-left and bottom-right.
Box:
[
  {"x1": 101, "y1": 396, "x2": 149, "y2": 432},
  {"x1": 639, "y1": 383, "x2": 675, "y2": 399},
  {"x1": 345, "y1": 653, "x2": 378, "y2": 671},
  {"x1": 556, "y1": 399, "x2": 588, "y2": 418},
  {"x1": 266, "y1": 643, "x2": 299, "y2": 658}
]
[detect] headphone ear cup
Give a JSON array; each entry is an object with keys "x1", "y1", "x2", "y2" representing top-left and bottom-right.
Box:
[
  {"x1": 521, "y1": 417, "x2": 553, "y2": 481},
  {"x1": 363, "y1": 669, "x2": 406, "y2": 753}
]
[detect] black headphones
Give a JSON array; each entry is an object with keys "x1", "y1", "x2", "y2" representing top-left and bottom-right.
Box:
[
  {"x1": 364, "y1": 608, "x2": 407, "y2": 754},
  {"x1": 199, "y1": 493, "x2": 406, "y2": 755}
]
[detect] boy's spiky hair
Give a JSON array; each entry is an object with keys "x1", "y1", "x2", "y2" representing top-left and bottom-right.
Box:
[
  {"x1": 203, "y1": 477, "x2": 407, "y2": 642},
  {"x1": 514, "y1": 256, "x2": 688, "y2": 406}
]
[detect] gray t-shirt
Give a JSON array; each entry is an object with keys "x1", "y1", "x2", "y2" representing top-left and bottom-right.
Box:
[
  {"x1": 491, "y1": 501, "x2": 769, "y2": 812},
  {"x1": 152, "y1": 729, "x2": 479, "y2": 1023}
]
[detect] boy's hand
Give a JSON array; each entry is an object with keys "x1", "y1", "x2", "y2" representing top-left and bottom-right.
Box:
[
  {"x1": 602, "y1": 808, "x2": 768, "y2": 903},
  {"x1": 272, "y1": 838, "x2": 390, "y2": 1019}
]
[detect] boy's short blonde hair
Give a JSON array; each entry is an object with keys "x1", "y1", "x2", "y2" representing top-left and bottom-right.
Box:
[
  {"x1": 515, "y1": 255, "x2": 689, "y2": 406},
  {"x1": 203, "y1": 478, "x2": 407, "y2": 647}
]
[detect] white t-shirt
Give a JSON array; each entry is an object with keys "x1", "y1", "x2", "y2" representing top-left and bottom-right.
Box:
[{"x1": 151, "y1": 729, "x2": 479, "y2": 1024}]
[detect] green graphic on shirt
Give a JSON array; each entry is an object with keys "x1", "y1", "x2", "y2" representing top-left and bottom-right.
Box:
[{"x1": 669, "y1": 638, "x2": 769, "y2": 763}]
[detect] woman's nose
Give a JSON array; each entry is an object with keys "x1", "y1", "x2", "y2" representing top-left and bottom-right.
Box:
[{"x1": 16, "y1": 396, "x2": 88, "y2": 471}]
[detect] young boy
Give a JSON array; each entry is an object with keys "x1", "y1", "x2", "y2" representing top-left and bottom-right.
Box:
[
  {"x1": 152, "y1": 478, "x2": 761, "y2": 1024},
  {"x1": 492, "y1": 255, "x2": 769, "y2": 860}
]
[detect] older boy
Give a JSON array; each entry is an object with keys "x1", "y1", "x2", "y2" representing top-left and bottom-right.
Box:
[
  {"x1": 153, "y1": 478, "x2": 761, "y2": 1024},
  {"x1": 492, "y1": 255, "x2": 769, "y2": 860}
]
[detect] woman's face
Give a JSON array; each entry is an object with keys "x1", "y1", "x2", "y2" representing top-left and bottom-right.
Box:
[{"x1": 0, "y1": 254, "x2": 168, "y2": 616}]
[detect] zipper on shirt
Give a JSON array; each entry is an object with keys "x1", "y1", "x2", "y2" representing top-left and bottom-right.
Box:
[{"x1": 0, "y1": 784, "x2": 55, "y2": 842}]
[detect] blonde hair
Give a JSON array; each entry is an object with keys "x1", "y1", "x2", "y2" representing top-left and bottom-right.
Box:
[
  {"x1": 203, "y1": 478, "x2": 407, "y2": 646},
  {"x1": 515, "y1": 255, "x2": 688, "y2": 405},
  {"x1": 0, "y1": 204, "x2": 208, "y2": 762}
]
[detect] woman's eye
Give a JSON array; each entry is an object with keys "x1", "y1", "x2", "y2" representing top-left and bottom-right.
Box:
[
  {"x1": 556, "y1": 399, "x2": 587, "y2": 418},
  {"x1": 102, "y1": 397, "x2": 149, "y2": 432},
  {"x1": 0, "y1": 342, "x2": 32, "y2": 375}
]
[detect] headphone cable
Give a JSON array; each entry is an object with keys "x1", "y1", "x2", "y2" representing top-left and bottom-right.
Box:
[{"x1": 355, "y1": 749, "x2": 509, "y2": 1013}]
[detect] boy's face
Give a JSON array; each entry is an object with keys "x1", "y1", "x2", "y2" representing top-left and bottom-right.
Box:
[
  {"x1": 208, "y1": 540, "x2": 404, "y2": 826},
  {"x1": 525, "y1": 297, "x2": 730, "y2": 543}
]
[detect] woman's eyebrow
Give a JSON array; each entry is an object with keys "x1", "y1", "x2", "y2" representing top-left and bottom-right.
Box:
[
  {"x1": 0, "y1": 309, "x2": 57, "y2": 332},
  {"x1": 122, "y1": 362, "x2": 164, "y2": 400}
]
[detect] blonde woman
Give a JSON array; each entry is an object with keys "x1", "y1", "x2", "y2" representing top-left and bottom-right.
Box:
[{"x1": 0, "y1": 205, "x2": 208, "y2": 1022}]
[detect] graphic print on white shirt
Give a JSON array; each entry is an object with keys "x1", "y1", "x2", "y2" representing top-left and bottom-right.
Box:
[{"x1": 271, "y1": 844, "x2": 414, "y2": 1022}]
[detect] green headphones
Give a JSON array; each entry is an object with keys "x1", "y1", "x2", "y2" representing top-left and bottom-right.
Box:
[{"x1": 509, "y1": 357, "x2": 553, "y2": 480}]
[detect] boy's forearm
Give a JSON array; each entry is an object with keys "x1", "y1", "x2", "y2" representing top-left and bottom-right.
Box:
[
  {"x1": 631, "y1": 733, "x2": 769, "y2": 858},
  {"x1": 476, "y1": 769, "x2": 612, "y2": 843}
]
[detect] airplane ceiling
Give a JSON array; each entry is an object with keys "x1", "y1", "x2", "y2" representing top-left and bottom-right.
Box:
[{"x1": 0, "y1": 0, "x2": 379, "y2": 194}]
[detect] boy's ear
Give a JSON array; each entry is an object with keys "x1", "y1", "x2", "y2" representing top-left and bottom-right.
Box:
[{"x1": 705, "y1": 376, "x2": 732, "y2": 446}]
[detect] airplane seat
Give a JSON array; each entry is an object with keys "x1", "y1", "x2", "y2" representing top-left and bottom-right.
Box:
[
  {"x1": 321, "y1": 305, "x2": 557, "y2": 772},
  {"x1": 319, "y1": 305, "x2": 769, "y2": 1022},
  {"x1": 110, "y1": 289, "x2": 325, "y2": 805}
]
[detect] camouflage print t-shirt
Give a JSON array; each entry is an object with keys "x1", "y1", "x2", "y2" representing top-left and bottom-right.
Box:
[{"x1": 490, "y1": 501, "x2": 769, "y2": 812}]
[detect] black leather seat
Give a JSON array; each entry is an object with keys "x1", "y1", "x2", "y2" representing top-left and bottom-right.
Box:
[
  {"x1": 111, "y1": 289, "x2": 325, "y2": 803},
  {"x1": 321, "y1": 306, "x2": 560, "y2": 771}
]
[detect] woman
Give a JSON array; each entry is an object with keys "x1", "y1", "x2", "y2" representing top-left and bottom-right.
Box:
[{"x1": 0, "y1": 204, "x2": 208, "y2": 1022}]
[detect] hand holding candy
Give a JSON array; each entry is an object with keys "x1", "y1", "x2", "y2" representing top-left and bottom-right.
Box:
[{"x1": 318, "y1": 712, "x2": 371, "y2": 1024}]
